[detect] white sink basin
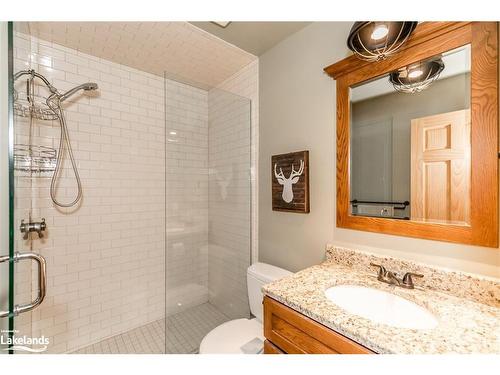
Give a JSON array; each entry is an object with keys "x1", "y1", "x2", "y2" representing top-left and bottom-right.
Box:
[{"x1": 324, "y1": 285, "x2": 438, "y2": 330}]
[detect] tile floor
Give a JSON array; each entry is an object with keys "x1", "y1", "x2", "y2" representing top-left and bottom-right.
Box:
[{"x1": 72, "y1": 303, "x2": 230, "y2": 354}]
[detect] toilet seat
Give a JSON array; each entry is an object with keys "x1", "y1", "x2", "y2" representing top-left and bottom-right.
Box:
[{"x1": 199, "y1": 318, "x2": 264, "y2": 354}]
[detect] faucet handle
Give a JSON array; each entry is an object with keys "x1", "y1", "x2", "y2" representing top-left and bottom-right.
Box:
[
  {"x1": 401, "y1": 272, "x2": 423, "y2": 289},
  {"x1": 369, "y1": 263, "x2": 386, "y2": 277}
]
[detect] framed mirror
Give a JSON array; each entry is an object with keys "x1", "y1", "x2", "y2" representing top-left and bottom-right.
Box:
[
  {"x1": 350, "y1": 45, "x2": 471, "y2": 224},
  {"x1": 325, "y1": 22, "x2": 498, "y2": 247}
]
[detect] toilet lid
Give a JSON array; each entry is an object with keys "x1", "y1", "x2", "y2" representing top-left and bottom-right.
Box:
[{"x1": 199, "y1": 318, "x2": 264, "y2": 354}]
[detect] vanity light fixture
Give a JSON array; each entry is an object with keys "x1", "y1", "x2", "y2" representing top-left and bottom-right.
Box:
[
  {"x1": 408, "y1": 69, "x2": 424, "y2": 78},
  {"x1": 371, "y1": 24, "x2": 389, "y2": 40},
  {"x1": 389, "y1": 58, "x2": 445, "y2": 94},
  {"x1": 347, "y1": 21, "x2": 418, "y2": 61}
]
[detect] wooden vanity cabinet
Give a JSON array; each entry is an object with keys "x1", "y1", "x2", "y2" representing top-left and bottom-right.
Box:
[{"x1": 263, "y1": 296, "x2": 375, "y2": 354}]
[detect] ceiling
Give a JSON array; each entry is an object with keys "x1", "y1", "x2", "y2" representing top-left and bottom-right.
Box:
[
  {"x1": 190, "y1": 22, "x2": 311, "y2": 56},
  {"x1": 16, "y1": 22, "x2": 258, "y2": 89}
]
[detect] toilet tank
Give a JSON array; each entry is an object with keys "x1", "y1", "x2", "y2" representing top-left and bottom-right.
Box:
[{"x1": 247, "y1": 262, "x2": 292, "y2": 322}]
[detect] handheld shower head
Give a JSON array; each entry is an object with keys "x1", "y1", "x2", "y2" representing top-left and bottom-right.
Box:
[
  {"x1": 83, "y1": 82, "x2": 98, "y2": 91},
  {"x1": 60, "y1": 82, "x2": 99, "y2": 102}
]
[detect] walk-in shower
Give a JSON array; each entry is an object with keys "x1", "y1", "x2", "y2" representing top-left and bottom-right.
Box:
[{"x1": 1, "y1": 21, "x2": 256, "y2": 355}]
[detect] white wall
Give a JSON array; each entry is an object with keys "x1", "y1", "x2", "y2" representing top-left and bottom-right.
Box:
[{"x1": 259, "y1": 22, "x2": 500, "y2": 277}]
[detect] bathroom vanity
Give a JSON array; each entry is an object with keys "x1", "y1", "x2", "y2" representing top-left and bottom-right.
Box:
[
  {"x1": 262, "y1": 246, "x2": 500, "y2": 354},
  {"x1": 263, "y1": 296, "x2": 374, "y2": 354}
]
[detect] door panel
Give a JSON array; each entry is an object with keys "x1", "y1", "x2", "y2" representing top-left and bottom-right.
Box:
[
  {"x1": 1, "y1": 21, "x2": 48, "y2": 354},
  {"x1": 411, "y1": 109, "x2": 471, "y2": 225},
  {"x1": 0, "y1": 21, "x2": 14, "y2": 354}
]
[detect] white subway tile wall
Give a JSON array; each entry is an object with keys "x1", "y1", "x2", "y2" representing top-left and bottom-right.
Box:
[
  {"x1": 13, "y1": 32, "x2": 166, "y2": 353},
  {"x1": 213, "y1": 61, "x2": 259, "y2": 264}
]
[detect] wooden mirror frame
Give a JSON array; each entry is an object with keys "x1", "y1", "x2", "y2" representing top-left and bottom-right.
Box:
[{"x1": 324, "y1": 22, "x2": 499, "y2": 247}]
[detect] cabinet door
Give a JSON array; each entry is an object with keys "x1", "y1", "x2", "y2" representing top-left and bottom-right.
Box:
[{"x1": 263, "y1": 296, "x2": 374, "y2": 354}]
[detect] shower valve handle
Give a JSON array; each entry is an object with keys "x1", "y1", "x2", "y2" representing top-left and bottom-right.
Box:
[{"x1": 20, "y1": 218, "x2": 46, "y2": 240}]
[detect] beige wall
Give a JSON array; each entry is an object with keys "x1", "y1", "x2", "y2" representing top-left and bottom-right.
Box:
[{"x1": 259, "y1": 22, "x2": 500, "y2": 277}]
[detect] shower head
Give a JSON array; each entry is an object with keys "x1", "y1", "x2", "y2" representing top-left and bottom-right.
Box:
[
  {"x1": 60, "y1": 82, "x2": 99, "y2": 102},
  {"x1": 83, "y1": 82, "x2": 98, "y2": 91}
]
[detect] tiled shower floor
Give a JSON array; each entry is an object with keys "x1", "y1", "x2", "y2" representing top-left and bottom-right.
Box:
[{"x1": 72, "y1": 303, "x2": 230, "y2": 354}]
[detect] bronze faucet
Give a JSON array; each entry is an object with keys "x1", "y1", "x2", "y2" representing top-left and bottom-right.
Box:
[{"x1": 370, "y1": 263, "x2": 423, "y2": 289}]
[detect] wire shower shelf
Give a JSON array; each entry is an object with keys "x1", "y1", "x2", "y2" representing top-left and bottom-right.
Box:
[
  {"x1": 13, "y1": 89, "x2": 59, "y2": 121},
  {"x1": 14, "y1": 144, "x2": 57, "y2": 175}
]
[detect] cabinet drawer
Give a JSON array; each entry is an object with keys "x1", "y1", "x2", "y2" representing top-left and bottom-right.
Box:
[{"x1": 263, "y1": 296, "x2": 374, "y2": 354}]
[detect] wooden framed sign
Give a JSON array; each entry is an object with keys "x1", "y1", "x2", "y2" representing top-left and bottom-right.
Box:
[{"x1": 271, "y1": 150, "x2": 310, "y2": 213}]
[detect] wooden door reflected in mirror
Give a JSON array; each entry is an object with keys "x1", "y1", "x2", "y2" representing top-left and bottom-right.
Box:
[{"x1": 410, "y1": 109, "x2": 470, "y2": 225}]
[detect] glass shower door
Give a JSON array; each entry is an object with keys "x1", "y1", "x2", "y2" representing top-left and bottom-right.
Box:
[
  {"x1": 4, "y1": 21, "x2": 168, "y2": 354},
  {"x1": 1, "y1": 21, "x2": 49, "y2": 354},
  {"x1": 0, "y1": 21, "x2": 14, "y2": 354}
]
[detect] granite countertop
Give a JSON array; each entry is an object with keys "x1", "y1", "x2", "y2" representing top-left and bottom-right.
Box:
[{"x1": 262, "y1": 260, "x2": 500, "y2": 354}]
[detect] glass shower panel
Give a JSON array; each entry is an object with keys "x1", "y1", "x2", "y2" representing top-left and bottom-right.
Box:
[
  {"x1": 165, "y1": 76, "x2": 251, "y2": 354},
  {"x1": 207, "y1": 88, "x2": 251, "y2": 321},
  {"x1": 164, "y1": 79, "x2": 212, "y2": 354},
  {"x1": 10, "y1": 21, "x2": 36, "y2": 353},
  {"x1": 0, "y1": 21, "x2": 13, "y2": 354},
  {"x1": 7, "y1": 22, "x2": 167, "y2": 354}
]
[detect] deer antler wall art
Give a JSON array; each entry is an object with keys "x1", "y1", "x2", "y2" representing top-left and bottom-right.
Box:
[{"x1": 271, "y1": 150, "x2": 310, "y2": 213}]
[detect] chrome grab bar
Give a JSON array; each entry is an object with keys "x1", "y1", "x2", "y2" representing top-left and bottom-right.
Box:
[{"x1": 0, "y1": 252, "x2": 47, "y2": 318}]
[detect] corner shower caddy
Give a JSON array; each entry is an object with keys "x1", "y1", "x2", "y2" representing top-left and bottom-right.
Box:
[
  {"x1": 13, "y1": 79, "x2": 58, "y2": 176},
  {"x1": 13, "y1": 68, "x2": 98, "y2": 207}
]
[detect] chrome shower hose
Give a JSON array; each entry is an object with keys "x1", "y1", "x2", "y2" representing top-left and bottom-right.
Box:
[{"x1": 47, "y1": 96, "x2": 83, "y2": 208}]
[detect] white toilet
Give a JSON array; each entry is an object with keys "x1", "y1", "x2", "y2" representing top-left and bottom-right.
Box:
[{"x1": 199, "y1": 262, "x2": 291, "y2": 354}]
